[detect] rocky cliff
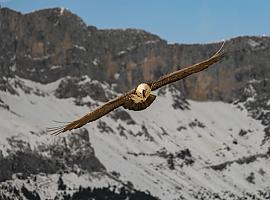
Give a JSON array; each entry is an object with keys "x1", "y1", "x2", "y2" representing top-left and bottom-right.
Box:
[{"x1": 1, "y1": 7, "x2": 269, "y2": 102}]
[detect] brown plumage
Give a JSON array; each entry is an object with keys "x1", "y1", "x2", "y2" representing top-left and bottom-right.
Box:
[{"x1": 48, "y1": 42, "x2": 225, "y2": 135}]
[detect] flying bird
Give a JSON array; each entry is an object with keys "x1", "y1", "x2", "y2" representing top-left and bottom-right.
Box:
[{"x1": 48, "y1": 42, "x2": 225, "y2": 135}]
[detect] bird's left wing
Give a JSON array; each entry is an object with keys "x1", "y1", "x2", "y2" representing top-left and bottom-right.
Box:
[
  {"x1": 149, "y1": 42, "x2": 225, "y2": 91},
  {"x1": 48, "y1": 89, "x2": 135, "y2": 135}
]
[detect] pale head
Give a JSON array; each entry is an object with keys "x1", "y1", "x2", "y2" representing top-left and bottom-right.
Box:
[{"x1": 136, "y1": 83, "x2": 151, "y2": 99}]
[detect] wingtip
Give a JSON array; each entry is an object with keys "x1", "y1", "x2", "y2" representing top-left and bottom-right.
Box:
[
  {"x1": 47, "y1": 125, "x2": 66, "y2": 136},
  {"x1": 215, "y1": 40, "x2": 226, "y2": 56}
]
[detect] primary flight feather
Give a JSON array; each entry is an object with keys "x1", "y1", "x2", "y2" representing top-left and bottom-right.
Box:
[{"x1": 48, "y1": 42, "x2": 225, "y2": 135}]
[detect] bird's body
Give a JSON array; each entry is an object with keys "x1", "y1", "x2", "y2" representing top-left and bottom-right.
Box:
[{"x1": 48, "y1": 42, "x2": 225, "y2": 135}]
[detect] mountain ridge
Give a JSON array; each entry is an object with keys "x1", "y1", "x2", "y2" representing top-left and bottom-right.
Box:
[{"x1": 1, "y1": 7, "x2": 270, "y2": 102}]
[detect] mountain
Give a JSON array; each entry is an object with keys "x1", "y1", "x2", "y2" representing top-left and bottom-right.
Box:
[{"x1": 0, "y1": 7, "x2": 270, "y2": 200}]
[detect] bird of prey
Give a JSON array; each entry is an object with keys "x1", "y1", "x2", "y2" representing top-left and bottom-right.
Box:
[{"x1": 48, "y1": 42, "x2": 225, "y2": 135}]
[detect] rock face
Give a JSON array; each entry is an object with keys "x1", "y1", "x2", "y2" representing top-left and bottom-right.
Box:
[
  {"x1": 0, "y1": 128, "x2": 105, "y2": 182},
  {"x1": 1, "y1": 7, "x2": 270, "y2": 102}
]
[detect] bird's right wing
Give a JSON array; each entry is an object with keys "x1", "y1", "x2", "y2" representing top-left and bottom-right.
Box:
[
  {"x1": 48, "y1": 89, "x2": 135, "y2": 135},
  {"x1": 150, "y1": 42, "x2": 225, "y2": 91}
]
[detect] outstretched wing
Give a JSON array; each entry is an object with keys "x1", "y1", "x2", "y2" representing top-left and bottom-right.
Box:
[
  {"x1": 48, "y1": 90, "x2": 135, "y2": 135},
  {"x1": 150, "y1": 42, "x2": 225, "y2": 91}
]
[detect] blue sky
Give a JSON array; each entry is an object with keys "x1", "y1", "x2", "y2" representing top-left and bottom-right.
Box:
[{"x1": 2, "y1": 0, "x2": 270, "y2": 43}]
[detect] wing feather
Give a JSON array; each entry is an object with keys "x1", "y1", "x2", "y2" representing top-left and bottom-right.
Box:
[
  {"x1": 48, "y1": 90, "x2": 135, "y2": 135},
  {"x1": 150, "y1": 42, "x2": 225, "y2": 91}
]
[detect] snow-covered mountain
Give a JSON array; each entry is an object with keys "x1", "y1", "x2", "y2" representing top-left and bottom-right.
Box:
[
  {"x1": 0, "y1": 76, "x2": 270, "y2": 200},
  {"x1": 1, "y1": 7, "x2": 270, "y2": 200}
]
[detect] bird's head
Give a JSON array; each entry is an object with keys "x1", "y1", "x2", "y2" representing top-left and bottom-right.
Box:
[{"x1": 136, "y1": 83, "x2": 151, "y2": 99}]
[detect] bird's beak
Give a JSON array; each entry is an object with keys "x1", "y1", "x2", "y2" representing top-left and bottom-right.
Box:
[{"x1": 142, "y1": 90, "x2": 146, "y2": 98}]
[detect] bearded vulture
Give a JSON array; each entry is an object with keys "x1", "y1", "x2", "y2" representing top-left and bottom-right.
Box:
[{"x1": 48, "y1": 42, "x2": 225, "y2": 135}]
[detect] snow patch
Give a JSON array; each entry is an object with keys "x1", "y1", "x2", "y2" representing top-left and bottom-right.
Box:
[
  {"x1": 60, "y1": 7, "x2": 66, "y2": 15},
  {"x1": 145, "y1": 40, "x2": 159, "y2": 45},
  {"x1": 73, "y1": 44, "x2": 86, "y2": 51},
  {"x1": 78, "y1": 75, "x2": 92, "y2": 85},
  {"x1": 50, "y1": 65, "x2": 62, "y2": 70},
  {"x1": 248, "y1": 39, "x2": 261, "y2": 48},
  {"x1": 114, "y1": 73, "x2": 120, "y2": 80},
  {"x1": 92, "y1": 58, "x2": 99, "y2": 66},
  {"x1": 117, "y1": 50, "x2": 126, "y2": 56}
]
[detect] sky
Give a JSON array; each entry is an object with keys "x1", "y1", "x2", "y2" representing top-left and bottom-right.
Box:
[{"x1": 1, "y1": 0, "x2": 270, "y2": 44}]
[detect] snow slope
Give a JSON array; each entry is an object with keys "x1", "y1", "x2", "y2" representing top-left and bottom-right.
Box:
[{"x1": 0, "y1": 77, "x2": 269, "y2": 199}]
